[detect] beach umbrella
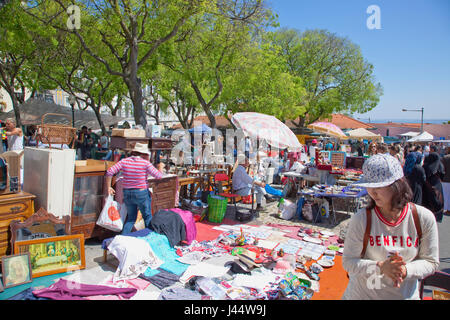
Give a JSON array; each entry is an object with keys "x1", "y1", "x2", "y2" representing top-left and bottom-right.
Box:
[
  {"x1": 347, "y1": 128, "x2": 383, "y2": 141},
  {"x1": 307, "y1": 121, "x2": 348, "y2": 140},
  {"x1": 231, "y1": 112, "x2": 302, "y2": 151}
]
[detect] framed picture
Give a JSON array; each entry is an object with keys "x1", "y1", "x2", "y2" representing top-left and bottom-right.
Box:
[
  {"x1": 1, "y1": 253, "x2": 33, "y2": 289},
  {"x1": 13, "y1": 234, "x2": 85, "y2": 278}
]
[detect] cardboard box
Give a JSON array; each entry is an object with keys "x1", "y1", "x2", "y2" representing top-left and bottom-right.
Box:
[{"x1": 111, "y1": 128, "x2": 146, "y2": 138}]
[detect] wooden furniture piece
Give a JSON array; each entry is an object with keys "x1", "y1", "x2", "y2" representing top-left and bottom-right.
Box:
[
  {"x1": 70, "y1": 161, "x2": 115, "y2": 240},
  {"x1": 110, "y1": 136, "x2": 150, "y2": 151},
  {"x1": 0, "y1": 191, "x2": 36, "y2": 258},
  {"x1": 9, "y1": 207, "x2": 71, "y2": 254},
  {"x1": 148, "y1": 175, "x2": 178, "y2": 214},
  {"x1": 178, "y1": 176, "x2": 202, "y2": 200}
]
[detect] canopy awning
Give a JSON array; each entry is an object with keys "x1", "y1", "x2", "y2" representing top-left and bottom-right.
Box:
[{"x1": 0, "y1": 99, "x2": 126, "y2": 130}]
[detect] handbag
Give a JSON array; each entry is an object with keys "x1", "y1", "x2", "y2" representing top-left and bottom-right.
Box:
[{"x1": 96, "y1": 195, "x2": 127, "y2": 232}]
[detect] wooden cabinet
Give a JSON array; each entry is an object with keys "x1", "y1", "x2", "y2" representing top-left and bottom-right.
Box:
[
  {"x1": 110, "y1": 136, "x2": 150, "y2": 150},
  {"x1": 0, "y1": 192, "x2": 36, "y2": 258},
  {"x1": 148, "y1": 176, "x2": 178, "y2": 214},
  {"x1": 71, "y1": 172, "x2": 114, "y2": 240}
]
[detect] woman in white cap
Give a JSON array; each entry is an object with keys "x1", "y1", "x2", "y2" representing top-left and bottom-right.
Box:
[
  {"x1": 105, "y1": 143, "x2": 164, "y2": 234},
  {"x1": 342, "y1": 153, "x2": 439, "y2": 300}
]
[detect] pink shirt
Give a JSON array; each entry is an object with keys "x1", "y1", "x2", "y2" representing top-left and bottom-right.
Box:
[{"x1": 106, "y1": 156, "x2": 163, "y2": 189}]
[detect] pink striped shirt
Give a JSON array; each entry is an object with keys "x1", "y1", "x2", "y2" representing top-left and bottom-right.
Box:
[{"x1": 106, "y1": 156, "x2": 163, "y2": 189}]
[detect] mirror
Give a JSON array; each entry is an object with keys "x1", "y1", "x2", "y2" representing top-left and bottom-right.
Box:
[{"x1": 10, "y1": 208, "x2": 71, "y2": 254}]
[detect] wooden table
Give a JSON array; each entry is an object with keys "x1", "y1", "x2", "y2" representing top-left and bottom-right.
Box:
[{"x1": 178, "y1": 176, "x2": 202, "y2": 200}]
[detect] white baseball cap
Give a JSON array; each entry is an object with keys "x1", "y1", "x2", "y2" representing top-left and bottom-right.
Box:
[{"x1": 353, "y1": 153, "x2": 404, "y2": 188}]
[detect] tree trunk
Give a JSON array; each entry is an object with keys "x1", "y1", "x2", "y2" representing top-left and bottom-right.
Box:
[
  {"x1": 125, "y1": 41, "x2": 146, "y2": 130},
  {"x1": 4, "y1": 86, "x2": 22, "y2": 127},
  {"x1": 91, "y1": 104, "x2": 107, "y2": 135}
]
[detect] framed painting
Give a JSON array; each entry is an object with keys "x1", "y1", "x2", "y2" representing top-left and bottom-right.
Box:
[
  {"x1": 13, "y1": 234, "x2": 85, "y2": 278},
  {"x1": 1, "y1": 253, "x2": 33, "y2": 289}
]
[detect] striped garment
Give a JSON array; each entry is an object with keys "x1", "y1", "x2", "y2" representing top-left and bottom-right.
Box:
[{"x1": 106, "y1": 156, "x2": 163, "y2": 189}]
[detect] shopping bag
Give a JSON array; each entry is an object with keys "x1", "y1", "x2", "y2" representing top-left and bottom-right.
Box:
[
  {"x1": 96, "y1": 195, "x2": 126, "y2": 232},
  {"x1": 278, "y1": 199, "x2": 296, "y2": 220},
  {"x1": 302, "y1": 202, "x2": 313, "y2": 222}
]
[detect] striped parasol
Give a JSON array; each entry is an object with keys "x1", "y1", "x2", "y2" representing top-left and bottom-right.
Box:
[
  {"x1": 231, "y1": 112, "x2": 302, "y2": 151},
  {"x1": 308, "y1": 121, "x2": 348, "y2": 139}
]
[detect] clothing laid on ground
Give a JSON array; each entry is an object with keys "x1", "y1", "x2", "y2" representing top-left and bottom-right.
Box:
[
  {"x1": 140, "y1": 232, "x2": 189, "y2": 277},
  {"x1": 163, "y1": 208, "x2": 197, "y2": 245},
  {"x1": 138, "y1": 268, "x2": 181, "y2": 290},
  {"x1": 342, "y1": 203, "x2": 439, "y2": 300},
  {"x1": 107, "y1": 235, "x2": 163, "y2": 283},
  {"x1": 32, "y1": 279, "x2": 137, "y2": 300},
  {"x1": 151, "y1": 210, "x2": 187, "y2": 247}
]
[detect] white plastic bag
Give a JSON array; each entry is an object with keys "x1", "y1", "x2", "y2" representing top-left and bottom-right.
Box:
[
  {"x1": 278, "y1": 199, "x2": 296, "y2": 220},
  {"x1": 96, "y1": 195, "x2": 126, "y2": 232}
]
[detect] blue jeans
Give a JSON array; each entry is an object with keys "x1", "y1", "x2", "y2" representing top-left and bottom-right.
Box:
[{"x1": 122, "y1": 188, "x2": 152, "y2": 235}]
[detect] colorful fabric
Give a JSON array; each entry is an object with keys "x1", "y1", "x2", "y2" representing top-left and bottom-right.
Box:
[
  {"x1": 32, "y1": 279, "x2": 137, "y2": 300},
  {"x1": 140, "y1": 232, "x2": 189, "y2": 277},
  {"x1": 106, "y1": 156, "x2": 163, "y2": 189},
  {"x1": 164, "y1": 208, "x2": 197, "y2": 245}
]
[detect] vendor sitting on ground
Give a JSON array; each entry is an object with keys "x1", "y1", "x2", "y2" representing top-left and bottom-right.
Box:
[{"x1": 232, "y1": 154, "x2": 273, "y2": 211}]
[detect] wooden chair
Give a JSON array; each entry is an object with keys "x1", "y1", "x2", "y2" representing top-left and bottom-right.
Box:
[
  {"x1": 419, "y1": 271, "x2": 450, "y2": 300},
  {"x1": 9, "y1": 207, "x2": 71, "y2": 254}
]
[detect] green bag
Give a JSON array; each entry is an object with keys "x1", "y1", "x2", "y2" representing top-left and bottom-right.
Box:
[{"x1": 207, "y1": 194, "x2": 228, "y2": 223}]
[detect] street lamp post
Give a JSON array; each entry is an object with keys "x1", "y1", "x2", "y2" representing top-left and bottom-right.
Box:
[
  {"x1": 402, "y1": 107, "x2": 424, "y2": 133},
  {"x1": 68, "y1": 94, "x2": 76, "y2": 128}
]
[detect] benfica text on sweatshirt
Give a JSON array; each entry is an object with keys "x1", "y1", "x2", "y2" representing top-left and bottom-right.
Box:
[{"x1": 342, "y1": 203, "x2": 439, "y2": 300}]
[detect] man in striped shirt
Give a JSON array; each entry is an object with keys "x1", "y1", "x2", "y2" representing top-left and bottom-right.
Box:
[{"x1": 106, "y1": 143, "x2": 164, "y2": 234}]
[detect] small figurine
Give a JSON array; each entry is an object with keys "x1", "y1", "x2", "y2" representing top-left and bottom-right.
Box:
[{"x1": 278, "y1": 248, "x2": 285, "y2": 257}]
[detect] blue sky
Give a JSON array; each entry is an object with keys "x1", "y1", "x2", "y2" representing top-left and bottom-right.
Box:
[{"x1": 268, "y1": 0, "x2": 450, "y2": 122}]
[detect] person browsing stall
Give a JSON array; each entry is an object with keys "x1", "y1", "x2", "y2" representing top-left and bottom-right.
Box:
[
  {"x1": 342, "y1": 153, "x2": 439, "y2": 300},
  {"x1": 105, "y1": 143, "x2": 164, "y2": 234}
]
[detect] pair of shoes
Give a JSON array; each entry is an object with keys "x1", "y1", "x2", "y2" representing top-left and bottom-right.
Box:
[{"x1": 256, "y1": 204, "x2": 264, "y2": 211}]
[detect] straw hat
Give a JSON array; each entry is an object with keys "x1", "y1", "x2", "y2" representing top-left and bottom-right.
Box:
[
  {"x1": 128, "y1": 142, "x2": 151, "y2": 155},
  {"x1": 353, "y1": 153, "x2": 404, "y2": 188}
]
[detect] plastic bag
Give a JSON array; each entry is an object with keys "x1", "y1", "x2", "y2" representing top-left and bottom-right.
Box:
[
  {"x1": 302, "y1": 202, "x2": 313, "y2": 222},
  {"x1": 96, "y1": 195, "x2": 127, "y2": 232},
  {"x1": 278, "y1": 199, "x2": 296, "y2": 220}
]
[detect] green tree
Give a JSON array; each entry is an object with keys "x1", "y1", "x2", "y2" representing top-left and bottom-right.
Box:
[
  {"x1": 271, "y1": 28, "x2": 383, "y2": 130},
  {"x1": 24, "y1": 0, "x2": 208, "y2": 130},
  {"x1": 0, "y1": 0, "x2": 57, "y2": 126},
  {"x1": 162, "y1": 0, "x2": 275, "y2": 128},
  {"x1": 220, "y1": 38, "x2": 306, "y2": 122}
]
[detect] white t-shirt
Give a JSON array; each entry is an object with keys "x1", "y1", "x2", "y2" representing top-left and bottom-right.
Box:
[{"x1": 342, "y1": 203, "x2": 439, "y2": 300}]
